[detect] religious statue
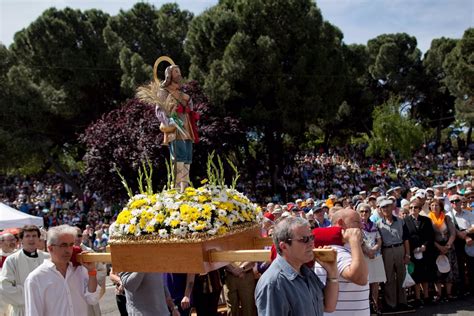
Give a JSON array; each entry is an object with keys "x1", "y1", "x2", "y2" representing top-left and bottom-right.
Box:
[{"x1": 136, "y1": 56, "x2": 199, "y2": 192}]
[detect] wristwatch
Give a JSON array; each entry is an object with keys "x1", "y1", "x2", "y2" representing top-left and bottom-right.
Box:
[{"x1": 404, "y1": 254, "x2": 411, "y2": 258}]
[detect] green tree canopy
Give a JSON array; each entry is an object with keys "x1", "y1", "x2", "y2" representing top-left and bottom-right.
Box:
[
  {"x1": 366, "y1": 97, "x2": 424, "y2": 160},
  {"x1": 1, "y1": 8, "x2": 122, "y2": 192},
  {"x1": 103, "y1": 2, "x2": 193, "y2": 94},
  {"x1": 367, "y1": 33, "x2": 423, "y2": 104},
  {"x1": 443, "y1": 28, "x2": 474, "y2": 143},
  {"x1": 414, "y1": 37, "x2": 458, "y2": 141},
  {"x1": 185, "y1": 0, "x2": 348, "y2": 183}
]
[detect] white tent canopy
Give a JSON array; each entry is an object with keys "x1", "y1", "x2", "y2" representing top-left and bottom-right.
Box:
[{"x1": 0, "y1": 202, "x2": 44, "y2": 230}]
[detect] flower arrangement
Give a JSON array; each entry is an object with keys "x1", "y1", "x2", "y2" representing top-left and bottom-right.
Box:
[{"x1": 111, "y1": 153, "x2": 260, "y2": 240}]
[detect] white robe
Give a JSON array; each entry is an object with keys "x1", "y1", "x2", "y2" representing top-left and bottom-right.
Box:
[{"x1": 0, "y1": 250, "x2": 49, "y2": 316}]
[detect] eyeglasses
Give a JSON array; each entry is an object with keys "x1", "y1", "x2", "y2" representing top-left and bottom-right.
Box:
[
  {"x1": 51, "y1": 243, "x2": 74, "y2": 248},
  {"x1": 287, "y1": 235, "x2": 314, "y2": 244},
  {"x1": 359, "y1": 210, "x2": 370, "y2": 213},
  {"x1": 451, "y1": 200, "x2": 461, "y2": 203},
  {"x1": 410, "y1": 206, "x2": 421, "y2": 210}
]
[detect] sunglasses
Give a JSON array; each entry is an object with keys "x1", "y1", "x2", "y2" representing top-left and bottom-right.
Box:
[
  {"x1": 451, "y1": 200, "x2": 461, "y2": 203},
  {"x1": 410, "y1": 206, "x2": 421, "y2": 210},
  {"x1": 287, "y1": 235, "x2": 314, "y2": 244},
  {"x1": 359, "y1": 210, "x2": 370, "y2": 213}
]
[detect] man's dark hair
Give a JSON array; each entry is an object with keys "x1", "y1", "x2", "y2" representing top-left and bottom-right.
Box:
[{"x1": 19, "y1": 225, "x2": 40, "y2": 239}]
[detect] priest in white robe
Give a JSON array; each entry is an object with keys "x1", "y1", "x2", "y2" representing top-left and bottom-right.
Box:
[{"x1": 0, "y1": 226, "x2": 49, "y2": 316}]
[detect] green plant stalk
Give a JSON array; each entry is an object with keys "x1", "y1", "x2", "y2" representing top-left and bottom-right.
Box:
[
  {"x1": 217, "y1": 155, "x2": 225, "y2": 187},
  {"x1": 206, "y1": 151, "x2": 216, "y2": 185},
  {"x1": 226, "y1": 157, "x2": 240, "y2": 189},
  {"x1": 137, "y1": 166, "x2": 144, "y2": 194},
  {"x1": 114, "y1": 164, "x2": 133, "y2": 199}
]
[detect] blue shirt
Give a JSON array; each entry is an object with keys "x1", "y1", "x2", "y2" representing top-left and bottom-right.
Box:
[{"x1": 255, "y1": 255, "x2": 325, "y2": 316}]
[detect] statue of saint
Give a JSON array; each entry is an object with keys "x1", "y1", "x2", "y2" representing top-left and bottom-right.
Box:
[{"x1": 136, "y1": 58, "x2": 199, "y2": 192}]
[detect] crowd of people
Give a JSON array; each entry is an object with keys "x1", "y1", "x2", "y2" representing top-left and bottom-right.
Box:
[
  {"x1": 0, "y1": 142, "x2": 473, "y2": 315},
  {"x1": 259, "y1": 179, "x2": 474, "y2": 315}
]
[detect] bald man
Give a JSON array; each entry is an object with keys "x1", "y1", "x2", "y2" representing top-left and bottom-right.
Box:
[{"x1": 314, "y1": 208, "x2": 369, "y2": 316}]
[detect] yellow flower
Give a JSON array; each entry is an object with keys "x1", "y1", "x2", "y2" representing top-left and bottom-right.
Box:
[
  {"x1": 218, "y1": 216, "x2": 230, "y2": 225},
  {"x1": 145, "y1": 225, "x2": 155, "y2": 233},
  {"x1": 200, "y1": 179, "x2": 208, "y2": 184},
  {"x1": 116, "y1": 210, "x2": 132, "y2": 224},
  {"x1": 146, "y1": 211, "x2": 154, "y2": 220},
  {"x1": 201, "y1": 205, "x2": 212, "y2": 219},
  {"x1": 130, "y1": 199, "x2": 147, "y2": 209},
  {"x1": 217, "y1": 226, "x2": 228, "y2": 235},
  {"x1": 170, "y1": 219, "x2": 180, "y2": 228},
  {"x1": 139, "y1": 217, "x2": 147, "y2": 229},
  {"x1": 155, "y1": 213, "x2": 165, "y2": 224},
  {"x1": 128, "y1": 224, "x2": 136, "y2": 234},
  {"x1": 198, "y1": 195, "x2": 208, "y2": 203}
]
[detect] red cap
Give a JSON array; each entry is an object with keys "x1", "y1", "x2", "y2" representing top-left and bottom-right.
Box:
[
  {"x1": 263, "y1": 212, "x2": 275, "y2": 222},
  {"x1": 70, "y1": 246, "x2": 83, "y2": 267},
  {"x1": 312, "y1": 226, "x2": 344, "y2": 247}
]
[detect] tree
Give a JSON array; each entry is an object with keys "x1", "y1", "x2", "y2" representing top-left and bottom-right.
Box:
[
  {"x1": 366, "y1": 97, "x2": 424, "y2": 160},
  {"x1": 414, "y1": 37, "x2": 457, "y2": 143},
  {"x1": 185, "y1": 0, "x2": 347, "y2": 185},
  {"x1": 80, "y1": 81, "x2": 245, "y2": 202},
  {"x1": 367, "y1": 33, "x2": 423, "y2": 104},
  {"x1": 103, "y1": 2, "x2": 193, "y2": 94},
  {"x1": 444, "y1": 28, "x2": 474, "y2": 144},
  {"x1": 1, "y1": 8, "x2": 122, "y2": 193}
]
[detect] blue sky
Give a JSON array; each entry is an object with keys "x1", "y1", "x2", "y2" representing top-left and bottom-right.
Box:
[{"x1": 0, "y1": 0, "x2": 472, "y2": 54}]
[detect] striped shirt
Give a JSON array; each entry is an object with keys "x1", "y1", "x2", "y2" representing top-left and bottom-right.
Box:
[{"x1": 314, "y1": 245, "x2": 370, "y2": 316}]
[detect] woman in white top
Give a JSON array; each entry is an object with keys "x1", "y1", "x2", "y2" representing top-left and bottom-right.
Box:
[{"x1": 358, "y1": 203, "x2": 386, "y2": 314}]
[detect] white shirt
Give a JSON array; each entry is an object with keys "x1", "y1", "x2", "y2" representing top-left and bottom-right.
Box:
[
  {"x1": 25, "y1": 260, "x2": 101, "y2": 316},
  {"x1": 447, "y1": 209, "x2": 474, "y2": 230},
  {"x1": 0, "y1": 250, "x2": 49, "y2": 316},
  {"x1": 314, "y1": 245, "x2": 370, "y2": 316}
]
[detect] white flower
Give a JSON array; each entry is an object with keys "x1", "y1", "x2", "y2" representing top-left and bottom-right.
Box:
[
  {"x1": 207, "y1": 228, "x2": 217, "y2": 235},
  {"x1": 172, "y1": 227, "x2": 187, "y2": 237},
  {"x1": 152, "y1": 202, "x2": 163, "y2": 211},
  {"x1": 170, "y1": 211, "x2": 180, "y2": 220},
  {"x1": 218, "y1": 209, "x2": 227, "y2": 217},
  {"x1": 228, "y1": 214, "x2": 236, "y2": 224},
  {"x1": 158, "y1": 229, "x2": 169, "y2": 238},
  {"x1": 130, "y1": 217, "x2": 137, "y2": 225},
  {"x1": 188, "y1": 222, "x2": 197, "y2": 231}
]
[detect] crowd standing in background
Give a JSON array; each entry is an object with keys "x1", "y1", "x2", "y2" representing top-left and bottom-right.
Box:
[{"x1": 0, "y1": 142, "x2": 473, "y2": 315}]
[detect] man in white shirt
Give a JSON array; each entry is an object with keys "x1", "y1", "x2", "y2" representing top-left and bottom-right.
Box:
[
  {"x1": 0, "y1": 225, "x2": 49, "y2": 316},
  {"x1": 24, "y1": 225, "x2": 101, "y2": 316},
  {"x1": 446, "y1": 194, "x2": 474, "y2": 296}
]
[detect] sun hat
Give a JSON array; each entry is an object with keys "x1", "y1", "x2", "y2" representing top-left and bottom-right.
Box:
[{"x1": 436, "y1": 254, "x2": 451, "y2": 273}]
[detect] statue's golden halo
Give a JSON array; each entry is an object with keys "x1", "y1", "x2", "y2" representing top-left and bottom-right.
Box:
[{"x1": 153, "y1": 56, "x2": 175, "y2": 85}]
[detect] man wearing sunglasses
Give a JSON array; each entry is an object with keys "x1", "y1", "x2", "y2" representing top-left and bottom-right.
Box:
[
  {"x1": 25, "y1": 225, "x2": 101, "y2": 315},
  {"x1": 0, "y1": 225, "x2": 49, "y2": 316},
  {"x1": 255, "y1": 217, "x2": 339, "y2": 316},
  {"x1": 447, "y1": 194, "x2": 474, "y2": 297}
]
